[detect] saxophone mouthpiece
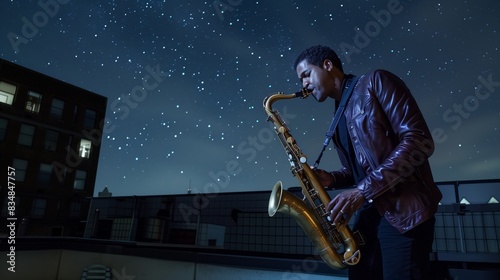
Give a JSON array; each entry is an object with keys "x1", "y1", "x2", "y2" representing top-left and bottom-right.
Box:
[{"x1": 296, "y1": 88, "x2": 313, "y2": 98}]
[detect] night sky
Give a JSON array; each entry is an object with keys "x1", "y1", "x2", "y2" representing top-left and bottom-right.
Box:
[{"x1": 1, "y1": 0, "x2": 499, "y2": 197}]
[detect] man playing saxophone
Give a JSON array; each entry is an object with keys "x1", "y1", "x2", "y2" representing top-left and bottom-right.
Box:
[{"x1": 293, "y1": 45, "x2": 442, "y2": 280}]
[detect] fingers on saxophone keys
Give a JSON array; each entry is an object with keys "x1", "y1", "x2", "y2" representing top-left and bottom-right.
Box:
[
  {"x1": 340, "y1": 209, "x2": 347, "y2": 217},
  {"x1": 327, "y1": 209, "x2": 347, "y2": 224},
  {"x1": 326, "y1": 209, "x2": 334, "y2": 222},
  {"x1": 340, "y1": 209, "x2": 348, "y2": 222},
  {"x1": 326, "y1": 209, "x2": 338, "y2": 223}
]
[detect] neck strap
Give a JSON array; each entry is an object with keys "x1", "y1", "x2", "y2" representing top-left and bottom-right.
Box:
[{"x1": 313, "y1": 74, "x2": 359, "y2": 169}]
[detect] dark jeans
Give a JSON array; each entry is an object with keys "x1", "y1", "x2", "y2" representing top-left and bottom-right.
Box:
[{"x1": 348, "y1": 206, "x2": 435, "y2": 280}]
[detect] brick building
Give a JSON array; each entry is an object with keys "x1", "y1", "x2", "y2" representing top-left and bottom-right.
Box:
[{"x1": 0, "y1": 59, "x2": 107, "y2": 237}]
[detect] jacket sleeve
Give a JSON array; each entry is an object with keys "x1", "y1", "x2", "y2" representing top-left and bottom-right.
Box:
[
  {"x1": 356, "y1": 70, "x2": 435, "y2": 202},
  {"x1": 330, "y1": 166, "x2": 355, "y2": 189}
]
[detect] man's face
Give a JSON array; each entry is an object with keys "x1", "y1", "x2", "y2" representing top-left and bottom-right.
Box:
[{"x1": 295, "y1": 59, "x2": 340, "y2": 102}]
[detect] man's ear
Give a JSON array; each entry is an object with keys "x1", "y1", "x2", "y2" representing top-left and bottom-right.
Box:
[{"x1": 322, "y1": 59, "x2": 333, "y2": 71}]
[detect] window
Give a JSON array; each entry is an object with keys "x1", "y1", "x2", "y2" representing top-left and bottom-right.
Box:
[
  {"x1": 110, "y1": 218, "x2": 133, "y2": 240},
  {"x1": 84, "y1": 109, "x2": 96, "y2": 128},
  {"x1": 17, "y1": 124, "x2": 35, "y2": 146},
  {"x1": 12, "y1": 158, "x2": 28, "y2": 182},
  {"x1": 44, "y1": 130, "x2": 59, "y2": 151},
  {"x1": 50, "y1": 98, "x2": 64, "y2": 119},
  {"x1": 0, "y1": 118, "x2": 7, "y2": 141},
  {"x1": 69, "y1": 201, "x2": 81, "y2": 218},
  {"x1": 74, "y1": 170, "x2": 87, "y2": 190},
  {"x1": 0, "y1": 81, "x2": 16, "y2": 105},
  {"x1": 31, "y1": 198, "x2": 47, "y2": 219},
  {"x1": 25, "y1": 91, "x2": 42, "y2": 113},
  {"x1": 79, "y1": 139, "x2": 91, "y2": 158},
  {"x1": 37, "y1": 163, "x2": 53, "y2": 186}
]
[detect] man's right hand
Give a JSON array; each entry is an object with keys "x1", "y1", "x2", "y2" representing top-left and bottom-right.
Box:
[{"x1": 313, "y1": 168, "x2": 335, "y2": 189}]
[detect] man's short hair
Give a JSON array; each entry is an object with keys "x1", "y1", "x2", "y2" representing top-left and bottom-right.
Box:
[{"x1": 293, "y1": 45, "x2": 343, "y2": 72}]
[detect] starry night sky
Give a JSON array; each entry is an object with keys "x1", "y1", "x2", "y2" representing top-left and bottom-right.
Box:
[{"x1": 1, "y1": 0, "x2": 499, "y2": 196}]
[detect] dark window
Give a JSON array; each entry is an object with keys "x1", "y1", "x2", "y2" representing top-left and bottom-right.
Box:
[
  {"x1": 12, "y1": 158, "x2": 28, "y2": 182},
  {"x1": 50, "y1": 98, "x2": 65, "y2": 119},
  {"x1": 37, "y1": 163, "x2": 53, "y2": 186},
  {"x1": 44, "y1": 130, "x2": 59, "y2": 151},
  {"x1": 84, "y1": 109, "x2": 96, "y2": 128},
  {"x1": 69, "y1": 201, "x2": 81, "y2": 218},
  {"x1": 74, "y1": 170, "x2": 87, "y2": 190},
  {"x1": 31, "y1": 198, "x2": 47, "y2": 219},
  {"x1": 18, "y1": 124, "x2": 35, "y2": 146}
]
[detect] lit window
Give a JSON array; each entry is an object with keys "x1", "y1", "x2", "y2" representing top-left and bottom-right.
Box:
[
  {"x1": 31, "y1": 198, "x2": 47, "y2": 219},
  {"x1": 37, "y1": 163, "x2": 53, "y2": 186},
  {"x1": 44, "y1": 130, "x2": 59, "y2": 151},
  {"x1": 25, "y1": 91, "x2": 42, "y2": 113},
  {"x1": 50, "y1": 98, "x2": 64, "y2": 119},
  {"x1": 0, "y1": 81, "x2": 16, "y2": 105},
  {"x1": 74, "y1": 170, "x2": 87, "y2": 190},
  {"x1": 0, "y1": 118, "x2": 7, "y2": 141},
  {"x1": 17, "y1": 124, "x2": 35, "y2": 146},
  {"x1": 12, "y1": 158, "x2": 28, "y2": 182},
  {"x1": 79, "y1": 139, "x2": 92, "y2": 158},
  {"x1": 84, "y1": 109, "x2": 96, "y2": 128}
]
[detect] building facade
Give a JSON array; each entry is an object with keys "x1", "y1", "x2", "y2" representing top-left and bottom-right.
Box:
[{"x1": 0, "y1": 59, "x2": 107, "y2": 237}]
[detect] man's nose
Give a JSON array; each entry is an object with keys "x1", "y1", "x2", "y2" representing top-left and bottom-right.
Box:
[{"x1": 302, "y1": 79, "x2": 309, "y2": 89}]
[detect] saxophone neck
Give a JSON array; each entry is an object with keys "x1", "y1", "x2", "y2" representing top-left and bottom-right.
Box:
[{"x1": 263, "y1": 88, "x2": 312, "y2": 113}]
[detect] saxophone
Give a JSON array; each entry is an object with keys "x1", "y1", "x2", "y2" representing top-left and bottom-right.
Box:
[{"x1": 263, "y1": 89, "x2": 361, "y2": 269}]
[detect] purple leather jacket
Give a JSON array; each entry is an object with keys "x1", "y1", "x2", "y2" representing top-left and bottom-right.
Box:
[{"x1": 331, "y1": 69, "x2": 442, "y2": 233}]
